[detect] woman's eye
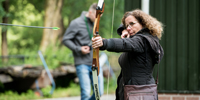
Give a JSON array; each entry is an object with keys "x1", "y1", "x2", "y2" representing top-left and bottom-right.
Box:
[{"x1": 130, "y1": 22, "x2": 134, "y2": 26}]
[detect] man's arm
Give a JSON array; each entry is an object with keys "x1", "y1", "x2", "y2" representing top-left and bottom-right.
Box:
[{"x1": 62, "y1": 21, "x2": 82, "y2": 54}]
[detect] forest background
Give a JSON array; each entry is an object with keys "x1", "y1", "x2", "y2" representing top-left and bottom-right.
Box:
[
  {"x1": 0, "y1": 0, "x2": 124, "y2": 68},
  {"x1": 0, "y1": 0, "x2": 124, "y2": 99}
]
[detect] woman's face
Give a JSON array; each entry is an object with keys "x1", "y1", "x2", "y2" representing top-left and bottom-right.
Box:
[{"x1": 125, "y1": 15, "x2": 143, "y2": 36}]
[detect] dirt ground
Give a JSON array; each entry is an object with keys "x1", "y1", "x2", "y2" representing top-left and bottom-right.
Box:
[{"x1": 36, "y1": 94, "x2": 115, "y2": 100}]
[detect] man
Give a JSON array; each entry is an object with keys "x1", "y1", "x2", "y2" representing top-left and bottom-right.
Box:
[{"x1": 62, "y1": 3, "x2": 104, "y2": 100}]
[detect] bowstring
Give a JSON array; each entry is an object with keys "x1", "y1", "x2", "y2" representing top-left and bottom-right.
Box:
[
  {"x1": 110, "y1": 0, "x2": 115, "y2": 39},
  {"x1": 106, "y1": 0, "x2": 115, "y2": 99}
]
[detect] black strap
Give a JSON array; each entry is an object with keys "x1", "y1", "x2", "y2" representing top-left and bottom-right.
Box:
[
  {"x1": 84, "y1": 16, "x2": 93, "y2": 39},
  {"x1": 155, "y1": 51, "x2": 160, "y2": 84}
]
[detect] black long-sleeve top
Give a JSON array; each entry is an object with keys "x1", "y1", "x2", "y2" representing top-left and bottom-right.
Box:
[{"x1": 100, "y1": 28, "x2": 164, "y2": 100}]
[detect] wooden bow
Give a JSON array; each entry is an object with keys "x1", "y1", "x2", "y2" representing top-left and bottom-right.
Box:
[
  {"x1": 92, "y1": 0, "x2": 104, "y2": 100},
  {"x1": 92, "y1": 0, "x2": 104, "y2": 75}
]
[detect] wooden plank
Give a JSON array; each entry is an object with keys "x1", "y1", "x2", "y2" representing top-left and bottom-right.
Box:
[
  {"x1": 165, "y1": 0, "x2": 177, "y2": 91},
  {"x1": 149, "y1": 0, "x2": 155, "y2": 16},
  {"x1": 125, "y1": 0, "x2": 200, "y2": 92},
  {"x1": 176, "y1": 0, "x2": 188, "y2": 90},
  {"x1": 158, "y1": 0, "x2": 166, "y2": 91},
  {"x1": 150, "y1": 0, "x2": 166, "y2": 91},
  {"x1": 125, "y1": 0, "x2": 140, "y2": 12},
  {"x1": 198, "y1": 0, "x2": 200, "y2": 91},
  {"x1": 188, "y1": 0, "x2": 200, "y2": 91}
]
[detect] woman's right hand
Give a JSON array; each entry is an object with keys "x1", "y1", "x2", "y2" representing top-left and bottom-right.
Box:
[
  {"x1": 92, "y1": 36, "x2": 103, "y2": 49},
  {"x1": 121, "y1": 30, "x2": 130, "y2": 38}
]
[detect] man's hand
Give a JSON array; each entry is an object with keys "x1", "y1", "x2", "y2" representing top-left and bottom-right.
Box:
[
  {"x1": 121, "y1": 30, "x2": 130, "y2": 38},
  {"x1": 81, "y1": 46, "x2": 90, "y2": 54}
]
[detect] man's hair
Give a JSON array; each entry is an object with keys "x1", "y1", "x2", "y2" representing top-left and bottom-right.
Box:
[{"x1": 89, "y1": 3, "x2": 97, "y2": 11}]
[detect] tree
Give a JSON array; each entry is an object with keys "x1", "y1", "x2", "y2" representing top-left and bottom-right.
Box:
[
  {"x1": 1, "y1": 0, "x2": 9, "y2": 63},
  {"x1": 40, "y1": 0, "x2": 64, "y2": 52}
]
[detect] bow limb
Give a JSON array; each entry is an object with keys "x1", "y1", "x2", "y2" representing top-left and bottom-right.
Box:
[
  {"x1": 92, "y1": 0, "x2": 104, "y2": 75},
  {"x1": 92, "y1": 0, "x2": 104, "y2": 100},
  {"x1": 92, "y1": 14, "x2": 101, "y2": 76}
]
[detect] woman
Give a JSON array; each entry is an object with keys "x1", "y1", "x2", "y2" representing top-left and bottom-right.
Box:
[{"x1": 92, "y1": 9, "x2": 164, "y2": 100}]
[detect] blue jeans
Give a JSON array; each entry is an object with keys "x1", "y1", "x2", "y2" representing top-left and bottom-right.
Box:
[{"x1": 76, "y1": 64, "x2": 104, "y2": 100}]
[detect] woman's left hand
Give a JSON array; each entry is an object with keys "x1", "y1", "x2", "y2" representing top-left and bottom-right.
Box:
[{"x1": 92, "y1": 36, "x2": 103, "y2": 49}]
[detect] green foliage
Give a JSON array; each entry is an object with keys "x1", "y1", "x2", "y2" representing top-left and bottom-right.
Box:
[
  {"x1": 40, "y1": 45, "x2": 74, "y2": 69},
  {"x1": 1, "y1": 0, "x2": 123, "y2": 68},
  {"x1": 62, "y1": 0, "x2": 124, "y2": 38},
  {"x1": 41, "y1": 85, "x2": 52, "y2": 98},
  {"x1": 0, "y1": 82, "x2": 4, "y2": 92},
  {"x1": 6, "y1": 0, "x2": 44, "y2": 54},
  {"x1": 0, "y1": 0, "x2": 5, "y2": 21},
  {"x1": 0, "y1": 0, "x2": 123, "y2": 99},
  {"x1": 0, "y1": 90, "x2": 40, "y2": 100},
  {"x1": 0, "y1": 45, "x2": 73, "y2": 69},
  {"x1": 104, "y1": 78, "x2": 117, "y2": 94},
  {"x1": 28, "y1": 0, "x2": 45, "y2": 13},
  {"x1": 100, "y1": 0, "x2": 124, "y2": 38}
]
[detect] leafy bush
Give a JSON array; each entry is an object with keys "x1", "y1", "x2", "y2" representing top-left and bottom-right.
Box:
[
  {"x1": 41, "y1": 85, "x2": 52, "y2": 98},
  {"x1": 0, "y1": 90, "x2": 39, "y2": 100},
  {"x1": 1, "y1": 44, "x2": 73, "y2": 69}
]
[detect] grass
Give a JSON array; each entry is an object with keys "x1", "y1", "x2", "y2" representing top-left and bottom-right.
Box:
[
  {"x1": 0, "y1": 78, "x2": 117, "y2": 100},
  {"x1": 51, "y1": 78, "x2": 117, "y2": 98},
  {"x1": 0, "y1": 90, "x2": 39, "y2": 100},
  {"x1": 52, "y1": 82, "x2": 81, "y2": 98}
]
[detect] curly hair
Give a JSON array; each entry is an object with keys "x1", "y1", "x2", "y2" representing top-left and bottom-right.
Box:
[{"x1": 122, "y1": 9, "x2": 163, "y2": 39}]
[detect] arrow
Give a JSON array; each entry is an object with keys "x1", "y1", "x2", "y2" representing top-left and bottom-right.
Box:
[{"x1": 0, "y1": 23, "x2": 60, "y2": 30}]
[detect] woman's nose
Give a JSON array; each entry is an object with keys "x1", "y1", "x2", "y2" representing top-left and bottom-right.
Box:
[{"x1": 126, "y1": 25, "x2": 131, "y2": 30}]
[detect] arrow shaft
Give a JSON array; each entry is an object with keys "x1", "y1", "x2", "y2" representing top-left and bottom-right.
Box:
[{"x1": 0, "y1": 23, "x2": 56, "y2": 29}]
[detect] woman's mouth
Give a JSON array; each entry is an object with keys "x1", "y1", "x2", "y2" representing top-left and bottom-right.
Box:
[{"x1": 129, "y1": 32, "x2": 135, "y2": 36}]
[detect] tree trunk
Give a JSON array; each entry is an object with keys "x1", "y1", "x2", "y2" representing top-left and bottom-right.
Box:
[
  {"x1": 1, "y1": 0, "x2": 9, "y2": 63},
  {"x1": 40, "y1": 0, "x2": 64, "y2": 52}
]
